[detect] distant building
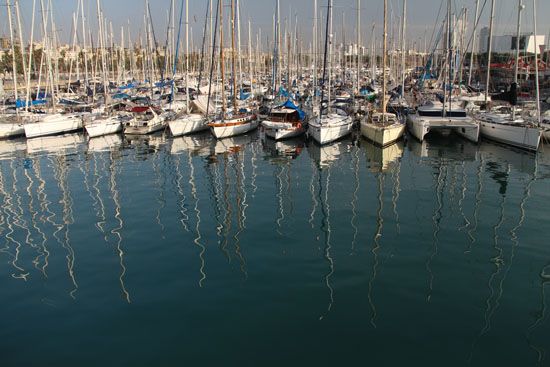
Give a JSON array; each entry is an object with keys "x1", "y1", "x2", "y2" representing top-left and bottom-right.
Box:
[
  {"x1": 0, "y1": 37, "x2": 10, "y2": 50},
  {"x1": 479, "y1": 27, "x2": 545, "y2": 54}
]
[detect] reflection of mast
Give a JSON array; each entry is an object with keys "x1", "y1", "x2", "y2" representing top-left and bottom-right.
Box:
[
  {"x1": 109, "y1": 151, "x2": 131, "y2": 303},
  {"x1": 467, "y1": 155, "x2": 484, "y2": 253},
  {"x1": 426, "y1": 162, "x2": 446, "y2": 302},
  {"x1": 318, "y1": 167, "x2": 334, "y2": 320},
  {"x1": 34, "y1": 159, "x2": 53, "y2": 276},
  {"x1": 232, "y1": 150, "x2": 247, "y2": 278},
  {"x1": 309, "y1": 159, "x2": 318, "y2": 229},
  {"x1": 469, "y1": 163, "x2": 510, "y2": 362},
  {"x1": 527, "y1": 263, "x2": 550, "y2": 363},
  {"x1": 390, "y1": 149, "x2": 401, "y2": 233},
  {"x1": 174, "y1": 155, "x2": 190, "y2": 232},
  {"x1": 275, "y1": 164, "x2": 285, "y2": 235},
  {"x1": 153, "y1": 148, "x2": 166, "y2": 237},
  {"x1": 51, "y1": 155, "x2": 78, "y2": 298},
  {"x1": 188, "y1": 151, "x2": 207, "y2": 287},
  {"x1": 350, "y1": 144, "x2": 359, "y2": 253},
  {"x1": 221, "y1": 155, "x2": 233, "y2": 261},
  {"x1": 0, "y1": 163, "x2": 28, "y2": 280},
  {"x1": 24, "y1": 162, "x2": 48, "y2": 277},
  {"x1": 368, "y1": 173, "x2": 384, "y2": 328}
]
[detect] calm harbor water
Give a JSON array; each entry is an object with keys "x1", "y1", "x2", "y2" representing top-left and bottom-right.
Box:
[{"x1": 1, "y1": 130, "x2": 550, "y2": 366}]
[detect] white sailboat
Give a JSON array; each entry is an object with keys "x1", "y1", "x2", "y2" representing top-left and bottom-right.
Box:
[
  {"x1": 168, "y1": 0, "x2": 208, "y2": 137},
  {"x1": 360, "y1": 0, "x2": 405, "y2": 147},
  {"x1": 475, "y1": 0, "x2": 541, "y2": 151},
  {"x1": 308, "y1": 0, "x2": 353, "y2": 145},
  {"x1": 24, "y1": 113, "x2": 86, "y2": 138}
]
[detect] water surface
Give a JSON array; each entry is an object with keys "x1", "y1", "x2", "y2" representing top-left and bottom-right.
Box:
[{"x1": 1, "y1": 131, "x2": 550, "y2": 366}]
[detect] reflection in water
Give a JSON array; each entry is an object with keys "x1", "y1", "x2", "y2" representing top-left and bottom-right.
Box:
[
  {"x1": 189, "y1": 151, "x2": 207, "y2": 286},
  {"x1": 527, "y1": 263, "x2": 550, "y2": 365},
  {"x1": 318, "y1": 166, "x2": 334, "y2": 320},
  {"x1": 1, "y1": 130, "x2": 550, "y2": 365},
  {"x1": 426, "y1": 162, "x2": 446, "y2": 303},
  {"x1": 368, "y1": 173, "x2": 384, "y2": 328},
  {"x1": 109, "y1": 153, "x2": 131, "y2": 303}
]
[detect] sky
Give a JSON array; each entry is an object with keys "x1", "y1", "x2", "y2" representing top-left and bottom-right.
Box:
[{"x1": 1, "y1": 0, "x2": 550, "y2": 50}]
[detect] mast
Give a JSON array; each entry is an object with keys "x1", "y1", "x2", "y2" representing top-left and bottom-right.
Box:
[
  {"x1": 185, "y1": 0, "x2": 189, "y2": 112},
  {"x1": 485, "y1": 0, "x2": 495, "y2": 109},
  {"x1": 382, "y1": 0, "x2": 388, "y2": 116},
  {"x1": 313, "y1": 0, "x2": 317, "y2": 103},
  {"x1": 230, "y1": 0, "x2": 238, "y2": 111},
  {"x1": 532, "y1": 0, "x2": 541, "y2": 126},
  {"x1": 14, "y1": 0, "x2": 28, "y2": 86},
  {"x1": 512, "y1": 0, "x2": 524, "y2": 118},
  {"x1": 319, "y1": 0, "x2": 331, "y2": 116},
  {"x1": 6, "y1": 0, "x2": 19, "y2": 112},
  {"x1": 25, "y1": 0, "x2": 37, "y2": 112},
  {"x1": 356, "y1": 0, "x2": 360, "y2": 95},
  {"x1": 468, "y1": 0, "x2": 480, "y2": 86},
  {"x1": 219, "y1": 0, "x2": 226, "y2": 117},
  {"x1": 400, "y1": 0, "x2": 407, "y2": 98}
]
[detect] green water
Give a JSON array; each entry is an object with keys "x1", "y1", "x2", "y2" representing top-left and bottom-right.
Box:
[{"x1": 1, "y1": 131, "x2": 550, "y2": 366}]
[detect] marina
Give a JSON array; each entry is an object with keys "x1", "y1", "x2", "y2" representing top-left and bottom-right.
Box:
[{"x1": 1, "y1": 0, "x2": 550, "y2": 365}]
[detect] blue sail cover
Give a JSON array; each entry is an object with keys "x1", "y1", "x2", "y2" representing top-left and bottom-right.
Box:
[
  {"x1": 119, "y1": 82, "x2": 136, "y2": 90},
  {"x1": 239, "y1": 89, "x2": 251, "y2": 100},
  {"x1": 113, "y1": 93, "x2": 131, "y2": 100},
  {"x1": 15, "y1": 99, "x2": 47, "y2": 108},
  {"x1": 279, "y1": 99, "x2": 305, "y2": 121}
]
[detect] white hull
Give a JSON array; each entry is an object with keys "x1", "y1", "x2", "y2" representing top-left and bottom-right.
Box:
[
  {"x1": 0, "y1": 121, "x2": 25, "y2": 138},
  {"x1": 360, "y1": 121, "x2": 405, "y2": 146},
  {"x1": 168, "y1": 114, "x2": 208, "y2": 136},
  {"x1": 308, "y1": 114, "x2": 353, "y2": 145},
  {"x1": 479, "y1": 120, "x2": 541, "y2": 151},
  {"x1": 123, "y1": 112, "x2": 166, "y2": 135},
  {"x1": 407, "y1": 113, "x2": 479, "y2": 143},
  {"x1": 264, "y1": 127, "x2": 305, "y2": 140},
  {"x1": 210, "y1": 117, "x2": 258, "y2": 139},
  {"x1": 85, "y1": 118, "x2": 122, "y2": 138},
  {"x1": 24, "y1": 114, "x2": 84, "y2": 138}
]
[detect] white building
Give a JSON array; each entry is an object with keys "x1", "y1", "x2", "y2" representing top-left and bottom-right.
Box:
[{"x1": 479, "y1": 27, "x2": 545, "y2": 53}]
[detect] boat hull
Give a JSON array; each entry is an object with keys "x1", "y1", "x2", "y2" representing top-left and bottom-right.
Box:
[
  {"x1": 85, "y1": 119, "x2": 122, "y2": 138},
  {"x1": 308, "y1": 115, "x2": 353, "y2": 145},
  {"x1": 24, "y1": 115, "x2": 84, "y2": 138},
  {"x1": 479, "y1": 120, "x2": 541, "y2": 151},
  {"x1": 0, "y1": 122, "x2": 25, "y2": 138},
  {"x1": 209, "y1": 115, "x2": 258, "y2": 139},
  {"x1": 168, "y1": 114, "x2": 208, "y2": 136},
  {"x1": 407, "y1": 113, "x2": 479, "y2": 143},
  {"x1": 360, "y1": 121, "x2": 405, "y2": 146}
]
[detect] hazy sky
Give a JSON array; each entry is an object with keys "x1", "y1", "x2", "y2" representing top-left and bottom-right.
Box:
[{"x1": 2, "y1": 0, "x2": 549, "y2": 49}]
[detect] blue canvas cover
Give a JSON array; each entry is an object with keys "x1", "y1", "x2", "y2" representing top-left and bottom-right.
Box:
[{"x1": 279, "y1": 99, "x2": 305, "y2": 121}]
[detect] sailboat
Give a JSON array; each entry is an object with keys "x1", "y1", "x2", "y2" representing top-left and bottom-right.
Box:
[
  {"x1": 474, "y1": 0, "x2": 541, "y2": 151},
  {"x1": 168, "y1": 0, "x2": 208, "y2": 137},
  {"x1": 308, "y1": 0, "x2": 354, "y2": 145},
  {"x1": 360, "y1": 0, "x2": 405, "y2": 147},
  {"x1": 208, "y1": 0, "x2": 258, "y2": 139},
  {"x1": 406, "y1": 0, "x2": 479, "y2": 143}
]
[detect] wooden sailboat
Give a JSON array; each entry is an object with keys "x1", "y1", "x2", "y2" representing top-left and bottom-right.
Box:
[
  {"x1": 208, "y1": 0, "x2": 258, "y2": 139},
  {"x1": 360, "y1": 0, "x2": 404, "y2": 147}
]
